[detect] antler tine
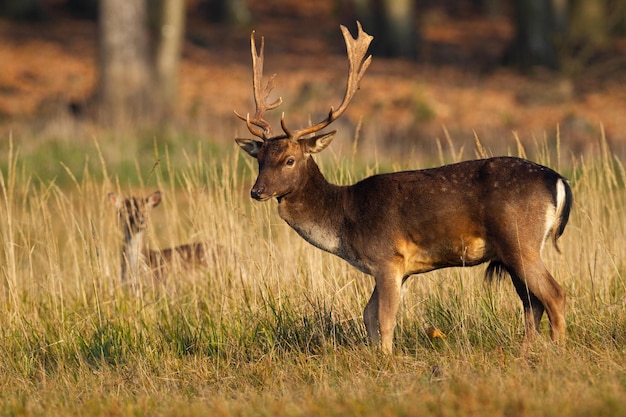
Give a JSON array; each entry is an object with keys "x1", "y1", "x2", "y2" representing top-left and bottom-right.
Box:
[
  {"x1": 234, "y1": 31, "x2": 283, "y2": 140},
  {"x1": 286, "y1": 22, "x2": 373, "y2": 141}
]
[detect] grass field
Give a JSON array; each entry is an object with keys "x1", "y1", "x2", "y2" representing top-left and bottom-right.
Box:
[{"x1": 0, "y1": 130, "x2": 625, "y2": 417}]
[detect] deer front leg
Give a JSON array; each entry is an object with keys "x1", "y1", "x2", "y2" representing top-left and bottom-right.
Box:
[
  {"x1": 364, "y1": 272, "x2": 403, "y2": 354},
  {"x1": 363, "y1": 286, "x2": 380, "y2": 345},
  {"x1": 378, "y1": 274, "x2": 403, "y2": 354}
]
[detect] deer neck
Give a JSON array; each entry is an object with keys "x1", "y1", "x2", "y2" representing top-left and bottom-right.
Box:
[
  {"x1": 277, "y1": 158, "x2": 344, "y2": 255},
  {"x1": 121, "y1": 229, "x2": 149, "y2": 282}
]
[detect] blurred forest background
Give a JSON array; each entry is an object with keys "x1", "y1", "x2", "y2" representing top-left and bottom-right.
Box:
[{"x1": 1, "y1": 0, "x2": 626, "y2": 162}]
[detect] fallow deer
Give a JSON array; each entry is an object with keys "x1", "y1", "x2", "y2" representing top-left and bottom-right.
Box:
[
  {"x1": 108, "y1": 191, "x2": 207, "y2": 282},
  {"x1": 235, "y1": 23, "x2": 573, "y2": 353}
]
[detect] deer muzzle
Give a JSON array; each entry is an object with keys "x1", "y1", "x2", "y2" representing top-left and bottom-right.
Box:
[{"x1": 250, "y1": 185, "x2": 271, "y2": 201}]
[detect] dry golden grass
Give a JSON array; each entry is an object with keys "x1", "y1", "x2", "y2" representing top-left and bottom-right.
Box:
[{"x1": 0, "y1": 130, "x2": 625, "y2": 416}]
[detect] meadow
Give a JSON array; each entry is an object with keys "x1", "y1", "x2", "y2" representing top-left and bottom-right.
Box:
[{"x1": 0, "y1": 128, "x2": 625, "y2": 417}]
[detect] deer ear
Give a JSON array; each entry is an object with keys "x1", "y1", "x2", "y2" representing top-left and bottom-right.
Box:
[
  {"x1": 108, "y1": 193, "x2": 121, "y2": 208},
  {"x1": 236, "y1": 138, "x2": 263, "y2": 158},
  {"x1": 146, "y1": 191, "x2": 162, "y2": 208},
  {"x1": 302, "y1": 130, "x2": 337, "y2": 154}
]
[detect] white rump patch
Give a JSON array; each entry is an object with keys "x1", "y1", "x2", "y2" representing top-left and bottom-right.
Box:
[
  {"x1": 542, "y1": 179, "x2": 566, "y2": 251},
  {"x1": 555, "y1": 179, "x2": 567, "y2": 215}
]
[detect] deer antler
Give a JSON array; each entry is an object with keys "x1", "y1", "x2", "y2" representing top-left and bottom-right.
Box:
[
  {"x1": 282, "y1": 22, "x2": 373, "y2": 141},
  {"x1": 234, "y1": 32, "x2": 283, "y2": 140}
]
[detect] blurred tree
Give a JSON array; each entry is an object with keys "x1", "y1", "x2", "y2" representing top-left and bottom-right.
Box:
[
  {"x1": 202, "y1": 0, "x2": 251, "y2": 24},
  {"x1": 66, "y1": 0, "x2": 98, "y2": 19},
  {"x1": 564, "y1": 0, "x2": 611, "y2": 67},
  {"x1": 504, "y1": 0, "x2": 625, "y2": 72},
  {"x1": 380, "y1": 0, "x2": 419, "y2": 58},
  {"x1": 481, "y1": 0, "x2": 506, "y2": 17},
  {"x1": 0, "y1": 0, "x2": 44, "y2": 20},
  {"x1": 504, "y1": 0, "x2": 560, "y2": 70},
  {"x1": 153, "y1": 0, "x2": 186, "y2": 115},
  {"x1": 346, "y1": 0, "x2": 419, "y2": 59},
  {"x1": 96, "y1": 0, "x2": 185, "y2": 126},
  {"x1": 97, "y1": 0, "x2": 153, "y2": 125},
  {"x1": 568, "y1": 0, "x2": 608, "y2": 48}
]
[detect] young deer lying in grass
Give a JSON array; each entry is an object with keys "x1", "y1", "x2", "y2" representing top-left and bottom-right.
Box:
[
  {"x1": 108, "y1": 191, "x2": 207, "y2": 282},
  {"x1": 235, "y1": 23, "x2": 572, "y2": 353}
]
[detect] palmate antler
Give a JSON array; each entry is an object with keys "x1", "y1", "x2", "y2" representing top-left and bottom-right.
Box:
[
  {"x1": 235, "y1": 22, "x2": 373, "y2": 142},
  {"x1": 234, "y1": 32, "x2": 283, "y2": 140},
  {"x1": 283, "y1": 22, "x2": 373, "y2": 141}
]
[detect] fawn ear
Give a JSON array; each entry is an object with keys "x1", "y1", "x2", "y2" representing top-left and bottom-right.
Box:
[
  {"x1": 236, "y1": 138, "x2": 263, "y2": 158},
  {"x1": 301, "y1": 130, "x2": 337, "y2": 154},
  {"x1": 108, "y1": 193, "x2": 121, "y2": 209},
  {"x1": 146, "y1": 191, "x2": 162, "y2": 208}
]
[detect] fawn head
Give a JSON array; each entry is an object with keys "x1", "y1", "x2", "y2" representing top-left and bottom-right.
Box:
[{"x1": 108, "y1": 191, "x2": 162, "y2": 236}]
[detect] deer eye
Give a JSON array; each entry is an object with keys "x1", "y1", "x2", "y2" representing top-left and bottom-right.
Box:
[{"x1": 285, "y1": 157, "x2": 296, "y2": 167}]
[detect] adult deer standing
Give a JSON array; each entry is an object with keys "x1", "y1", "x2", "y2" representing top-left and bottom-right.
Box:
[{"x1": 235, "y1": 23, "x2": 572, "y2": 354}]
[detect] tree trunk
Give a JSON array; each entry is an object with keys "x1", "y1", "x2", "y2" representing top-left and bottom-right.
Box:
[
  {"x1": 568, "y1": 0, "x2": 608, "y2": 48},
  {"x1": 203, "y1": 0, "x2": 251, "y2": 25},
  {"x1": 349, "y1": 0, "x2": 419, "y2": 59},
  {"x1": 504, "y1": 0, "x2": 559, "y2": 71},
  {"x1": 0, "y1": 0, "x2": 44, "y2": 20},
  {"x1": 379, "y1": 0, "x2": 418, "y2": 59},
  {"x1": 97, "y1": 0, "x2": 153, "y2": 126},
  {"x1": 154, "y1": 0, "x2": 186, "y2": 117},
  {"x1": 350, "y1": 0, "x2": 376, "y2": 33},
  {"x1": 223, "y1": 0, "x2": 251, "y2": 24}
]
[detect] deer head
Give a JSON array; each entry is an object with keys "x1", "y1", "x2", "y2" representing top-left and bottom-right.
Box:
[
  {"x1": 108, "y1": 191, "x2": 162, "y2": 239},
  {"x1": 235, "y1": 22, "x2": 372, "y2": 201}
]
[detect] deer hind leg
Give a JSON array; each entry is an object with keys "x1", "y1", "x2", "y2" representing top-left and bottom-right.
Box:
[
  {"x1": 509, "y1": 272, "x2": 545, "y2": 339},
  {"x1": 507, "y1": 258, "x2": 566, "y2": 344}
]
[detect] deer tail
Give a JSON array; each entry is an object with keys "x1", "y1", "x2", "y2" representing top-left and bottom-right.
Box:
[
  {"x1": 485, "y1": 261, "x2": 510, "y2": 283},
  {"x1": 550, "y1": 177, "x2": 573, "y2": 253}
]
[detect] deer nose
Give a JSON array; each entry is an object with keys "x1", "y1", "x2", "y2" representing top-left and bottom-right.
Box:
[{"x1": 251, "y1": 186, "x2": 265, "y2": 200}]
